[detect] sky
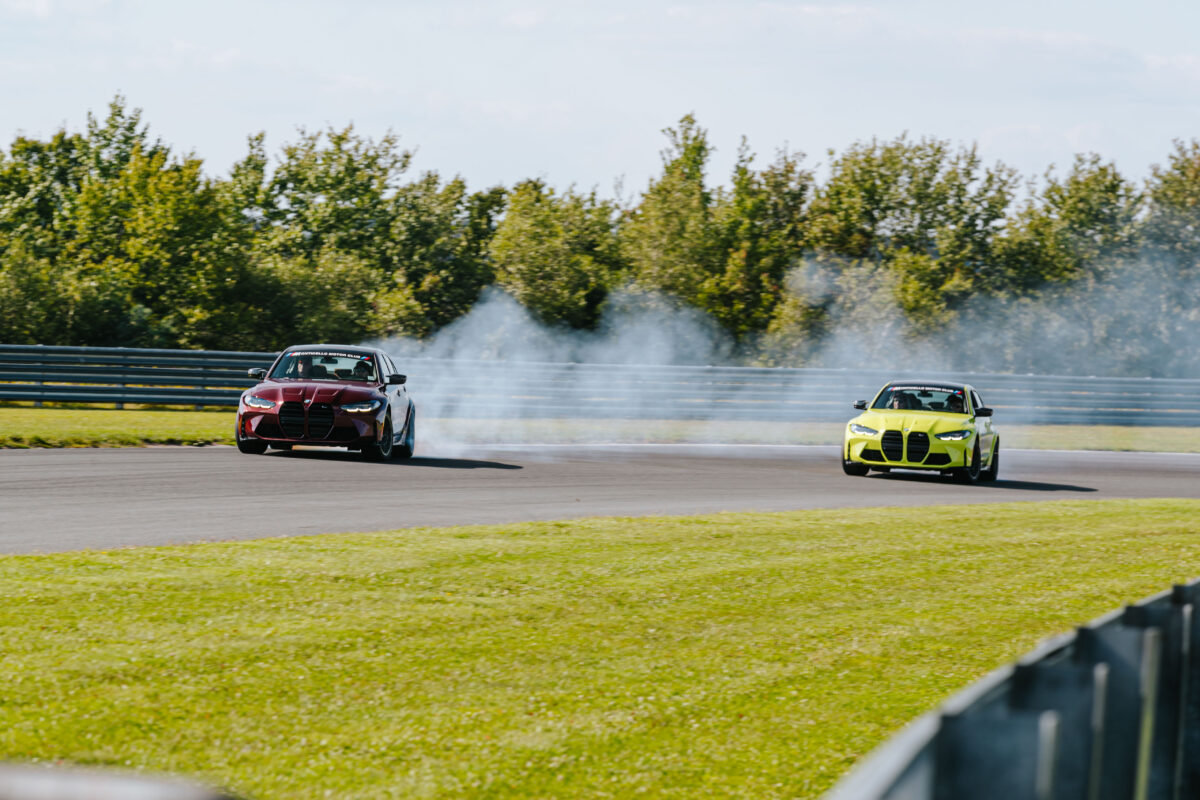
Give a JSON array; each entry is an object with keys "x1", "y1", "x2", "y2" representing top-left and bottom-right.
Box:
[{"x1": 2, "y1": 0, "x2": 1199, "y2": 195}]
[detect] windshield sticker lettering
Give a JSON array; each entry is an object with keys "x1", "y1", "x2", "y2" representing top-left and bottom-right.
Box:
[
  {"x1": 288, "y1": 351, "x2": 370, "y2": 360},
  {"x1": 890, "y1": 385, "x2": 959, "y2": 393}
]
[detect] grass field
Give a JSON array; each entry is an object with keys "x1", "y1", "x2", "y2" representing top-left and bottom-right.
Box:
[
  {"x1": 2, "y1": 500, "x2": 1200, "y2": 798},
  {"x1": 2, "y1": 406, "x2": 1200, "y2": 452}
]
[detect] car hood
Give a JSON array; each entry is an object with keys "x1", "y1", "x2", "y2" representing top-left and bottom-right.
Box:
[
  {"x1": 851, "y1": 410, "x2": 971, "y2": 433},
  {"x1": 246, "y1": 381, "x2": 380, "y2": 405}
]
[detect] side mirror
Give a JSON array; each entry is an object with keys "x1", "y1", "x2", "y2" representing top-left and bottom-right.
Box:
[
  {"x1": 247, "y1": 368, "x2": 266, "y2": 380},
  {"x1": 975, "y1": 407, "x2": 993, "y2": 417},
  {"x1": 853, "y1": 400, "x2": 867, "y2": 410},
  {"x1": 388, "y1": 374, "x2": 407, "y2": 385}
]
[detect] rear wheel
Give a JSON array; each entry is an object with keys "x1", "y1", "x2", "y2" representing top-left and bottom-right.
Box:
[
  {"x1": 395, "y1": 407, "x2": 415, "y2": 460},
  {"x1": 235, "y1": 418, "x2": 267, "y2": 455},
  {"x1": 979, "y1": 440, "x2": 999, "y2": 482}
]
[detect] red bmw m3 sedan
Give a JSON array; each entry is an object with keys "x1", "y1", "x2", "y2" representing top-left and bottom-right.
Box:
[{"x1": 235, "y1": 344, "x2": 415, "y2": 461}]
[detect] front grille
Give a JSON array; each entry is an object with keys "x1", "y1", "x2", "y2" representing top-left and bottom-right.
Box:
[
  {"x1": 907, "y1": 432, "x2": 930, "y2": 462},
  {"x1": 924, "y1": 453, "x2": 951, "y2": 466},
  {"x1": 860, "y1": 448, "x2": 884, "y2": 462},
  {"x1": 308, "y1": 403, "x2": 335, "y2": 439},
  {"x1": 881, "y1": 430, "x2": 903, "y2": 461},
  {"x1": 278, "y1": 402, "x2": 306, "y2": 438}
]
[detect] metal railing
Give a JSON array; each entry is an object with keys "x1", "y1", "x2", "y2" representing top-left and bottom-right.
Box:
[
  {"x1": 826, "y1": 578, "x2": 1200, "y2": 800},
  {"x1": 2, "y1": 344, "x2": 1200, "y2": 426}
]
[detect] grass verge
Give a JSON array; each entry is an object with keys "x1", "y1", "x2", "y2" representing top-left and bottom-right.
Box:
[
  {"x1": 2, "y1": 499, "x2": 1199, "y2": 798},
  {"x1": 0, "y1": 407, "x2": 234, "y2": 448},
  {"x1": 3, "y1": 406, "x2": 1200, "y2": 452}
]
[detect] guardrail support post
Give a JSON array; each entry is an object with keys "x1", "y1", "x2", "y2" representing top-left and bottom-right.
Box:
[
  {"x1": 1010, "y1": 661, "x2": 1109, "y2": 800},
  {"x1": 1075, "y1": 625, "x2": 1162, "y2": 800},
  {"x1": 1123, "y1": 601, "x2": 1191, "y2": 800},
  {"x1": 1171, "y1": 583, "x2": 1200, "y2": 799},
  {"x1": 934, "y1": 710, "x2": 1059, "y2": 800}
]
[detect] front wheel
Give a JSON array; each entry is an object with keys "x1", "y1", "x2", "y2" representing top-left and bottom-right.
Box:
[
  {"x1": 363, "y1": 416, "x2": 395, "y2": 462},
  {"x1": 842, "y1": 458, "x2": 869, "y2": 477},
  {"x1": 235, "y1": 418, "x2": 267, "y2": 455},
  {"x1": 953, "y1": 440, "x2": 982, "y2": 484}
]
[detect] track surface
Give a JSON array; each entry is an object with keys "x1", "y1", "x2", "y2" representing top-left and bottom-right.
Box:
[{"x1": 1, "y1": 445, "x2": 1198, "y2": 554}]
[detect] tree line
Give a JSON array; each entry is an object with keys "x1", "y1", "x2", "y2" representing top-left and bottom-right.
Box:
[{"x1": 2, "y1": 97, "x2": 1199, "y2": 376}]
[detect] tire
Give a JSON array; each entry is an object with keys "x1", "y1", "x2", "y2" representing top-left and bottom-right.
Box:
[
  {"x1": 842, "y1": 457, "x2": 869, "y2": 476},
  {"x1": 979, "y1": 440, "x2": 999, "y2": 482},
  {"x1": 363, "y1": 416, "x2": 395, "y2": 462},
  {"x1": 235, "y1": 418, "x2": 268, "y2": 455},
  {"x1": 954, "y1": 440, "x2": 982, "y2": 484},
  {"x1": 395, "y1": 406, "x2": 415, "y2": 460}
]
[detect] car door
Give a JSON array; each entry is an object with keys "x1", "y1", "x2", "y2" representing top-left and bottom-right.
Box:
[
  {"x1": 381, "y1": 353, "x2": 407, "y2": 438},
  {"x1": 971, "y1": 389, "x2": 994, "y2": 459}
]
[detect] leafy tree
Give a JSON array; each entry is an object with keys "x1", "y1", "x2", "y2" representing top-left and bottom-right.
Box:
[
  {"x1": 0, "y1": 131, "x2": 87, "y2": 262},
  {"x1": 622, "y1": 117, "x2": 812, "y2": 340},
  {"x1": 1143, "y1": 139, "x2": 1200, "y2": 264},
  {"x1": 383, "y1": 174, "x2": 506, "y2": 336},
  {"x1": 261, "y1": 125, "x2": 411, "y2": 269},
  {"x1": 709, "y1": 142, "x2": 811, "y2": 336},
  {"x1": 806, "y1": 135, "x2": 1017, "y2": 310},
  {"x1": 490, "y1": 179, "x2": 623, "y2": 328},
  {"x1": 990, "y1": 154, "x2": 1141, "y2": 296},
  {"x1": 254, "y1": 248, "x2": 385, "y2": 346},
  {"x1": 621, "y1": 115, "x2": 722, "y2": 306},
  {"x1": 0, "y1": 244, "x2": 65, "y2": 344},
  {"x1": 62, "y1": 145, "x2": 245, "y2": 346}
]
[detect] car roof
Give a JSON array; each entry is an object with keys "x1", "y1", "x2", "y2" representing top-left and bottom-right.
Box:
[
  {"x1": 885, "y1": 381, "x2": 974, "y2": 392},
  {"x1": 281, "y1": 344, "x2": 378, "y2": 356}
]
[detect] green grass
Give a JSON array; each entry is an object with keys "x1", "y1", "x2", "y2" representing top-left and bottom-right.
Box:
[
  {"x1": 0, "y1": 407, "x2": 234, "y2": 448},
  {"x1": 2, "y1": 500, "x2": 1200, "y2": 798},
  {"x1": 3, "y1": 406, "x2": 1200, "y2": 451}
]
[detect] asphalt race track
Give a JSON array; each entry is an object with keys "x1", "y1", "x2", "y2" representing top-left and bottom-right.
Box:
[{"x1": 1, "y1": 445, "x2": 1199, "y2": 554}]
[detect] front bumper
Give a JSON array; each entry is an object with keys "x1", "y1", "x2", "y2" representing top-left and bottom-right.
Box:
[
  {"x1": 844, "y1": 429, "x2": 973, "y2": 471},
  {"x1": 238, "y1": 402, "x2": 379, "y2": 447}
]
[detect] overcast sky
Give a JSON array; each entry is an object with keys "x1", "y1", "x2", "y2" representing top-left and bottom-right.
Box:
[{"x1": 3, "y1": 0, "x2": 1199, "y2": 195}]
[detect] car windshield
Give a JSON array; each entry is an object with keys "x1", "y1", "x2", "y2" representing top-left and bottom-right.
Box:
[
  {"x1": 872, "y1": 384, "x2": 967, "y2": 413},
  {"x1": 269, "y1": 350, "x2": 378, "y2": 382}
]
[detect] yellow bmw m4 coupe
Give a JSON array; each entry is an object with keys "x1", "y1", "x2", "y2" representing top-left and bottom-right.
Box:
[{"x1": 843, "y1": 381, "x2": 998, "y2": 483}]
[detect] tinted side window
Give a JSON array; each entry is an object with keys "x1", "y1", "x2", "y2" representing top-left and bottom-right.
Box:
[
  {"x1": 971, "y1": 390, "x2": 983, "y2": 411},
  {"x1": 382, "y1": 354, "x2": 398, "y2": 378}
]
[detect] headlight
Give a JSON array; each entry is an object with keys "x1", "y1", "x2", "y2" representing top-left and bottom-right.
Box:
[
  {"x1": 243, "y1": 395, "x2": 276, "y2": 410},
  {"x1": 340, "y1": 399, "x2": 382, "y2": 413},
  {"x1": 849, "y1": 423, "x2": 878, "y2": 436},
  {"x1": 935, "y1": 430, "x2": 973, "y2": 441}
]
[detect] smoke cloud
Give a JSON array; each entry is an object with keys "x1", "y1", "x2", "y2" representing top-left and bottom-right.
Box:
[
  {"x1": 370, "y1": 288, "x2": 751, "y2": 453},
  {"x1": 367, "y1": 258, "x2": 1200, "y2": 453},
  {"x1": 775, "y1": 255, "x2": 1200, "y2": 379}
]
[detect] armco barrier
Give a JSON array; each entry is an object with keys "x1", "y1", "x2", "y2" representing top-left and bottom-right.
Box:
[
  {"x1": 826, "y1": 579, "x2": 1200, "y2": 800},
  {"x1": 2, "y1": 344, "x2": 1200, "y2": 425}
]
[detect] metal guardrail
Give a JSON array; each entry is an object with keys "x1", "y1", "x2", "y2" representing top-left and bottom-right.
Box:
[
  {"x1": 826, "y1": 578, "x2": 1200, "y2": 800},
  {"x1": 2, "y1": 344, "x2": 1200, "y2": 426}
]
